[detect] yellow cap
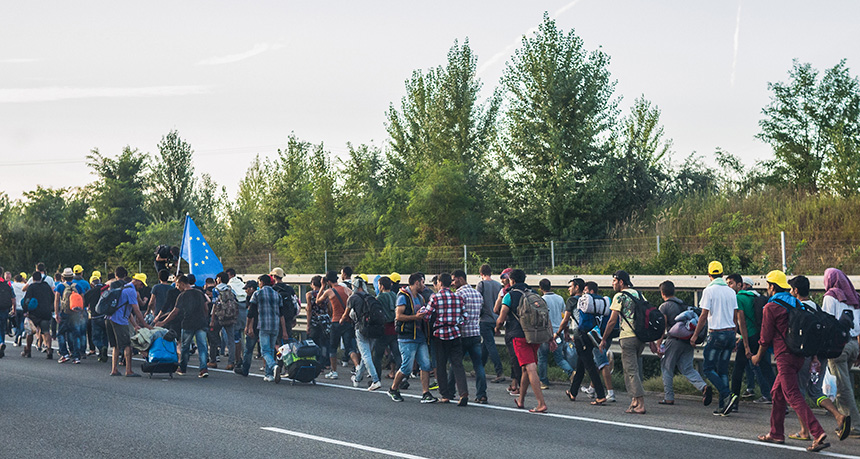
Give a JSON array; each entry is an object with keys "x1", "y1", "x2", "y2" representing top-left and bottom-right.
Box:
[
  {"x1": 90, "y1": 270, "x2": 102, "y2": 282},
  {"x1": 73, "y1": 264, "x2": 84, "y2": 274},
  {"x1": 132, "y1": 273, "x2": 147, "y2": 286},
  {"x1": 358, "y1": 273, "x2": 369, "y2": 282},
  {"x1": 707, "y1": 261, "x2": 723, "y2": 275},
  {"x1": 766, "y1": 270, "x2": 790, "y2": 289},
  {"x1": 20, "y1": 272, "x2": 27, "y2": 280},
  {"x1": 389, "y1": 272, "x2": 401, "y2": 283}
]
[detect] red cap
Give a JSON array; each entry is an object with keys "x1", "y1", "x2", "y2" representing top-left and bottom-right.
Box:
[{"x1": 500, "y1": 268, "x2": 513, "y2": 279}]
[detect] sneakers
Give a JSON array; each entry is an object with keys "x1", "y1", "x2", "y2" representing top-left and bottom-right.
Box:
[
  {"x1": 0, "y1": 343, "x2": 5, "y2": 358},
  {"x1": 540, "y1": 383, "x2": 550, "y2": 390},
  {"x1": 368, "y1": 381, "x2": 382, "y2": 391},
  {"x1": 753, "y1": 396, "x2": 772, "y2": 404},
  {"x1": 722, "y1": 394, "x2": 739, "y2": 416},
  {"x1": 324, "y1": 371, "x2": 338, "y2": 379},
  {"x1": 198, "y1": 370, "x2": 209, "y2": 378},
  {"x1": 388, "y1": 389, "x2": 404, "y2": 402},
  {"x1": 226, "y1": 364, "x2": 234, "y2": 371},
  {"x1": 73, "y1": 358, "x2": 81, "y2": 364},
  {"x1": 176, "y1": 370, "x2": 186, "y2": 376},
  {"x1": 429, "y1": 381, "x2": 439, "y2": 391},
  {"x1": 606, "y1": 392, "x2": 617, "y2": 403},
  {"x1": 741, "y1": 388, "x2": 756, "y2": 399},
  {"x1": 263, "y1": 375, "x2": 274, "y2": 382},
  {"x1": 581, "y1": 385, "x2": 596, "y2": 398},
  {"x1": 352, "y1": 375, "x2": 361, "y2": 388},
  {"x1": 207, "y1": 362, "x2": 217, "y2": 369},
  {"x1": 713, "y1": 409, "x2": 727, "y2": 416},
  {"x1": 58, "y1": 355, "x2": 70, "y2": 364},
  {"x1": 399, "y1": 379, "x2": 410, "y2": 390},
  {"x1": 421, "y1": 392, "x2": 438, "y2": 404},
  {"x1": 703, "y1": 386, "x2": 713, "y2": 406}
]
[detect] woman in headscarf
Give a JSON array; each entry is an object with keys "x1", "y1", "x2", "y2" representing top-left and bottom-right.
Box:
[{"x1": 822, "y1": 268, "x2": 860, "y2": 438}]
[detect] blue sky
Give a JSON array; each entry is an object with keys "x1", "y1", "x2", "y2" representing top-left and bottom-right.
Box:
[{"x1": 2, "y1": 0, "x2": 859, "y2": 199}]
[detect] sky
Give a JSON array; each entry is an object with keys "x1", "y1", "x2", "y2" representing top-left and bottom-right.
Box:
[{"x1": 2, "y1": 1, "x2": 859, "y2": 200}]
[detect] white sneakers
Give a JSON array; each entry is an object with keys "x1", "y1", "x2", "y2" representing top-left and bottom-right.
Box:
[
  {"x1": 324, "y1": 370, "x2": 338, "y2": 379},
  {"x1": 352, "y1": 375, "x2": 361, "y2": 387},
  {"x1": 368, "y1": 381, "x2": 382, "y2": 391},
  {"x1": 263, "y1": 375, "x2": 274, "y2": 382}
]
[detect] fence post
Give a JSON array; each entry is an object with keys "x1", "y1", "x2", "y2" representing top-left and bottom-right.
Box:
[
  {"x1": 324, "y1": 250, "x2": 328, "y2": 273},
  {"x1": 463, "y1": 245, "x2": 467, "y2": 275},
  {"x1": 104, "y1": 262, "x2": 107, "y2": 273},
  {"x1": 138, "y1": 260, "x2": 142, "y2": 273},
  {"x1": 657, "y1": 235, "x2": 661, "y2": 255},
  {"x1": 551, "y1": 241, "x2": 555, "y2": 270},
  {"x1": 781, "y1": 231, "x2": 787, "y2": 273},
  {"x1": 268, "y1": 252, "x2": 272, "y2": 272}
]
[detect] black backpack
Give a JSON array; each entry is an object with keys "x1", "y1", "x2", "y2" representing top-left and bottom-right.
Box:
[
  {"x1": 773, "y1": 298, "x2": 826, "y2": 357},
  {"x1": 752, "y1": 294, "x2": 768, "y2": 331},
  {"x1": 621, "y1": 291, "x2": 665, "y2": 343},
  {"x1": 356, "y1": 293, "x2": 386, "y2": 339},
  {"x1": 273, "y1": 283, "x2": 299, "y2": 326},
  {"x1": 155, "y1": 245, "x2": 171, "y2": 259},
  {"x1": 95, "y1": 287, "x2": 124, "y2": 317},
  {"x1": 816, "y1": 308, "x2": 853, "y2": 359},
  {"x1": 0, "y1": 281, "x2": 13, "y2": 312}
]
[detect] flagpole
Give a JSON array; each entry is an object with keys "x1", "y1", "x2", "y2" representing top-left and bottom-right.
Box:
[{"x1": 177, "y1": 213, "x2": 189, "y2": 276}]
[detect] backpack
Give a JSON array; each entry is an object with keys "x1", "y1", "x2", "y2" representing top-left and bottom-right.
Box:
[
  {"x1": 356, "y1": 293, "x2": 386, "y2": 339},
  {"x1": 621, "y1": 291, "x2": 665, "y2": 343},
  {"x1": 60, "y1": 282, "x2": 84, "y2": 314},
  {"x1": 213, "y1": 287, "x2": 239, "y2": 326},
  {"x1": 155, "y1": 245, "x2": 171, "y2": 259},
  {"x1": 0, "y1": 281, "x2": 13, "y2": 312},
  {"x1": 274, "y1": 284, "x2": 299, "y2": 326},
  {"x1": 147, "y1": 337, "x2": 179, "y2": 364},
  {"x1": 817, "y1": 308, "x2": 852, "y2": 359},
  {"x1": 773, "y1": 298, "x2": 826, "y2": 357},
  {"x1": 578, "y1": 293, "x2": 612, "y2": 316},
  {"x1": 95, "y1": 287, "x2": 124, "y2": 317},
  {"x1": 513, "y1": 289, "x2": 553, "y2": 344},
  {"x1": 752, "y1": 294, "x2": 768, "y2": 331}
]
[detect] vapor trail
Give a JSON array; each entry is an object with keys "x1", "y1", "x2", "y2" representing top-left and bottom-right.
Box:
[{"x1": 731, "y1": 0, "x2": 742, "y2": 87}]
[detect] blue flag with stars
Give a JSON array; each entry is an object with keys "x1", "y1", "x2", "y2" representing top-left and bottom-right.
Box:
[{"x1": 179, "y1": 215, "x2": 223, "y2": 287}]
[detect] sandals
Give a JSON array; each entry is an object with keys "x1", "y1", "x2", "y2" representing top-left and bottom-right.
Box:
[
  {"x1": 788, "y1": 433, "x2": 810, "y2": 441},
  {"x1": 836, "y1": 416, "x2": 852, "y2": 441},
  {"x1": 756, "y1": 434, "x2": 784, "y2": 444},
  {"x1": 591, "y1": 399, "x2": 606, "y2": 406},
  {"x1": 514, "y1": 399, "x2": 525, "y2": 409},
  {"x1": 807, "y1": 434, "x2": 830, "y2": 453},
  {"x1": 624, "y1": 407, "x2": 646, "y2": 414},
  {"x1": 565, "y1": 390, "x2": 576, "y2": 402},
  {"x1": 658, "y1": 399, "x2": 674, "y2": 405},
  {"x1": 529, "y1": 406, "x2": 548, "y2": 413}
]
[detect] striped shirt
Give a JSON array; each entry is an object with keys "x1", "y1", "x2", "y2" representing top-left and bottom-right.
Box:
[{"x1": 456, "y1": 284, "x2": 482, "y2": 338}]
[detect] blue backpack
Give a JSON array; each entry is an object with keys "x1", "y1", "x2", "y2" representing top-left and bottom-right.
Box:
[{"x1": 147, "y1": 337, "x2": 178, "y2": 364}]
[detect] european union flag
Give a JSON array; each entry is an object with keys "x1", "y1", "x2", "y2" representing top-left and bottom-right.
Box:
[{"x1": 179, "y1": 215, "x2": 223, "y2": 287}]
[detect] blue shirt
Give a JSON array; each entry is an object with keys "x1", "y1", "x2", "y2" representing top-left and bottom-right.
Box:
[
  {"x1": 109, "y1": 283, "x2": 138, "y2": 325},
  {"x1": 397, "y1": 292, "x2": 426, "y2": 342}
]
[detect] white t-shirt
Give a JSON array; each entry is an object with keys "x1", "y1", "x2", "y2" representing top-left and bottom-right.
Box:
[
  {"x1": 822, "y1": 295, "x2": 860, "y2": 338},
  {"x1": 700, "y1": 282, "x2": 738, "y2": 330},
  {"x1": 11, "y1": 281, "x2": 25, "y2": 311},
  {"x1": 542, "y1": 292, "x2": 565, "y2": 331}
]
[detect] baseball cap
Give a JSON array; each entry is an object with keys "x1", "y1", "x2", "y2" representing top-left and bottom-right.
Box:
[
  {"x1": 707, "y1": 261, "x2": 723, "y2": 275},
  {"x1": 62, "y1": 267, "x2": 74, "y2": 278},
  {"x1": 358, "y1": 273, "x2": 369, "y2": 282},
  {"x1": 90, "y1": 270, "x2": 102, "y2": 283},
  {"x1": 766, "y1": 270, "x2": 790, "y2": 289},
  {"x1": 389, "y1": 272, "x2": 401, "y2": 283},
  {"x1": 73, "y1": 264, "x2": 84, "y2": 274},
  {"x1": 244, "y1": 280, "x2": 259, "y2": 289},
  {"x1": 20, "y1": 272, "x2": 27, "y2": 280},
  {"x1": 132, "y1": 273, "x2": 147, "y2": 286},
  {"x1": 500, "y1": 268, "x2": 513, "y2": 279},
  {"x1": 270, "y1": 267, "x2": 286, "y2": 279},
  {"x1": 612, "y1": 270, "x2": 632, "y2": 287}
]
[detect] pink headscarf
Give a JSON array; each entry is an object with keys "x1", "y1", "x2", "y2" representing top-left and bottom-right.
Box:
[{"x1": 823, "y1": 268, "x2": 860, "y2": 308}]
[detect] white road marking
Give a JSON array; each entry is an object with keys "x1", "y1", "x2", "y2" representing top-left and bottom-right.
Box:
[
  {"x1": 261, "y1": 427, "x2": 429, "y2": 459},
  {"x1": 13, "y1": 340, "x2": 857, "y2": 458}
]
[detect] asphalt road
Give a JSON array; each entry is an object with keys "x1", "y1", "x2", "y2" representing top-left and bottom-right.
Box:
[{"x1": 1, "y1": 340, "x2": 858, "y2": 459}]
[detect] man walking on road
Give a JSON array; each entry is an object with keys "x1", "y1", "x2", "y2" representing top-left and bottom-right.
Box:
[
  {"x1": 250, "y1": 274, "x2": 288, "y2": 382},
  {"x1": 452, "y1": 270, "x2": 488, "y2": 404},
  {"x1": 600, "y1": 270, "x2": 646, "y2": 414},
  {"x1": 388, "y1": 273, "x2": 435, "y2": 403},
  {"x1": 476, "y1": 264, "x2": 504, "y2": 383},
  {"x1": 155, "y1": 274, "x2": 210, "y2": 378},
  {"x1": 423, "y1": 273, "x2": 469, "y2": 406},
  {"x1": 690, "y1": 261, "x2": 744, "y2": 415},
  {"x1": 106, "y1": 267, "x2": 150, "y2": 377}
]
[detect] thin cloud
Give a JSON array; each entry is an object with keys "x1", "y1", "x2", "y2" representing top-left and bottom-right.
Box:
[
  {"x1": 197, "y1": 43, "x2": 285, "y2": 65},
  {"x1": 477, "y1": 0, "x2": 585, "y2": 77},
  {"x1": 0, "y1": 85, "x2": 214, "y2": 103},
  {"x1": 730, "y1": 0, "x2": 742, "y2": 87},
  {"x1": 0, "y1": 58, "x2": 41, "y2": 64}
]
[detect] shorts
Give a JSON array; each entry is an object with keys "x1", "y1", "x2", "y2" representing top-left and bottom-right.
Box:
[
  {"x1": 512, "y1": 337, "x2": 540, "y2": 367},
  {"x1": 106, "y1": 319, "x2": 131, "y2": 351},
  {"x1": 329, "y1": 322, "x2": 357, "y2": 355},
  {"x1": 30, "y1": 317, "x2": 52, "y2": 335},
  {"x1": 593, "y1": 340, "x2": 610, "y2": 369},
  {"x1": 398, "y1": 340, "x2": 432, "y2": 374}
]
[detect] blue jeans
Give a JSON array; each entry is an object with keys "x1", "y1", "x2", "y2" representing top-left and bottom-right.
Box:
[
  {"x1": 703, "y1": 330, "x2": 735, "y2": 405},
  {"x1": 241, "y1": 334, "x2": 258, "y2": 375},
  {"x1": 480, "y1": 322, "x2": 503, "y2": 377},
  {"x1": 180, "y1": 329, "x2": 209, "y2": 372},
  {"x1": 398, "y1": 340, "x2": 432, "y2": 374},
  {"x1": 449, "y1": 335, "x2": 487, "y2": 399},
  {"x1": 538, "y1": 340, "x2": 574, "y2": 384},
  {"x1": 355, "y1": 330, "x2": 379, "y2": 383},
  {"x1": 259, "y1": 331, "x2": 278, "y2": 377},
  {"x1": 58, "y1": 312, "x2": 84, "y2": 359},
  {"x1": 91, "y1": 317, "x2": 108, "y2": 349}
]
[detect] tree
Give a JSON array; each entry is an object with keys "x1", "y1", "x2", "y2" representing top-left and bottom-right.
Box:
[
  {"x1": 757, "y1": 59, "x2": 860, "y2": 193},
  {"x1": 224, "y1": 155, "x2": 271, "y2": 257},
  {"x1": 385, "y1": 39, "x2": 500, "y2": 247},
  {"x1": 147, "y1": 129, "x2": 196, "y2": 222},
  {"x1": 84, "y1": 146, "x2": 148, "y2": 263},
  {"x1": 500, "y1": 14, "x2": 618, "y2": 242},
  {"x1": 263, "y1": 135, "x2": 313, "y2": 239}
]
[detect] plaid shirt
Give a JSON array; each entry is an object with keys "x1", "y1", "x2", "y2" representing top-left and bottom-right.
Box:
[
  {"x1": 456, "y1": 284, "x2": 482, "y2": 338},
  {"x1": 423, "y1": 287, "x2": 464, "y2": 340},
  {"x1": 251, "y1": 285, "x2": 282, "y2": 333}
]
